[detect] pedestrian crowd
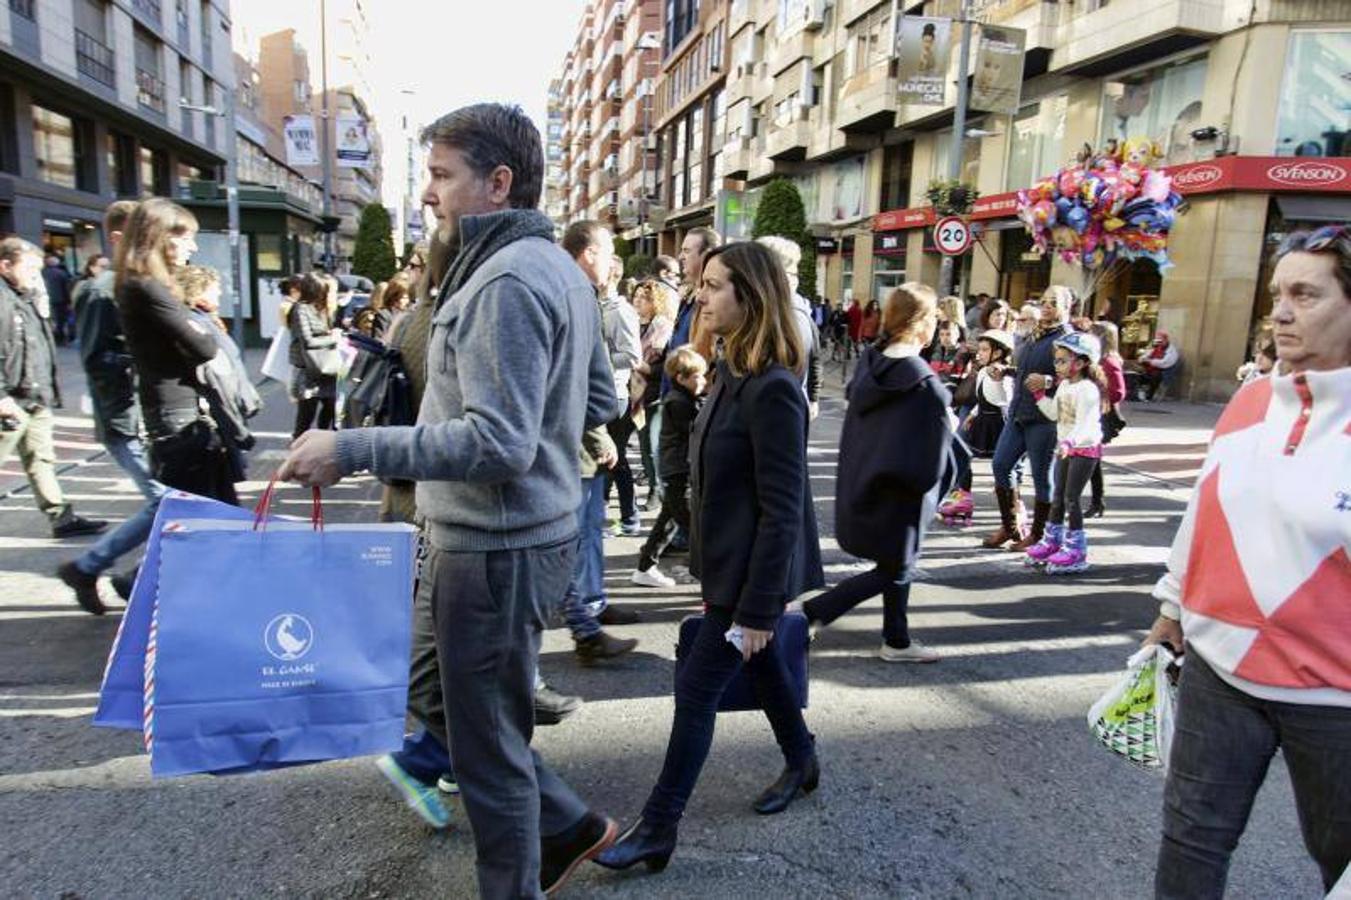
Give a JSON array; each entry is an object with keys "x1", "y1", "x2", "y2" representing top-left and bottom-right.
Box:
[{"x1": 1, "y1": 101, "x2": 1346, "y2": 900}]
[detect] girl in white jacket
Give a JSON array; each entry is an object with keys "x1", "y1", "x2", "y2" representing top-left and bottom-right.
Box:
[{"x1": 1024, "y1": 331, "x2": 1104, "y2": 573}]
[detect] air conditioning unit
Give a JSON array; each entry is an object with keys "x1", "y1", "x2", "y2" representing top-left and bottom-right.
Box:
[{"x1": 804, "y1": 0, "x2": 826, "y2": 31}]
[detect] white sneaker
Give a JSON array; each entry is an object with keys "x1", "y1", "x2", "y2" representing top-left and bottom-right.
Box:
[
  {"x1": 878, "y1": 640, "x2": 941, "y2": 664},
  {"x1": 630, "y1": 567, "x2": 676, "y2": 588}
]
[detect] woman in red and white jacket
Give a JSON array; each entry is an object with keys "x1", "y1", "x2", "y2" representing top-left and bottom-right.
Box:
[{"x1": 1144, "y1": 225, "x2": 1351, "y2": 899}]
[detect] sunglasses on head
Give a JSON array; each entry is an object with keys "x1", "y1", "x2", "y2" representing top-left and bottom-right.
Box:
[{"x1": 1279, "y1": 224, "x2": 1348, "y2": 255}]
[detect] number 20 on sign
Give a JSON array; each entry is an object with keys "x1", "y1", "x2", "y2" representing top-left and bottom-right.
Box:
[{"x1": 933, "y1": 216, "x2": 972, "y2": 256}]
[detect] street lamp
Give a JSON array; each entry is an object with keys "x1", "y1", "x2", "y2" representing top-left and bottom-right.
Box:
[
  {"x1": 181, "y1": 97, "x2": 243, "y2": 351},
  {"x1": 635, "y1": 32, "x2": 662, "y2": 258}
]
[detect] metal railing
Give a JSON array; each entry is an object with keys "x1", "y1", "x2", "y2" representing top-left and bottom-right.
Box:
[
  {"x1": 132, "y1": 0, "x2": 161, "y2": 21},
  {"x1": 136, "y1": 68, "x2": 166, "y2": 113},
  {"x1": 8, "y1": 0, "x2": 35, "y2": 20},
  {"x1": 75, "y1": 30, "x2": 115, "y2": 87}
]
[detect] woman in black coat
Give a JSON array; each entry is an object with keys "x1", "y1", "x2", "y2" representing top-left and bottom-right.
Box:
[
  {"x1": 598, "y1": 242, "x2": 819, "y2": 875},
  {"x1": 792, "y1": 282, "x2": 957, "y2": 663},
  {"x1": 114, "y1": 199, "x2": 237, "y2": 504}
]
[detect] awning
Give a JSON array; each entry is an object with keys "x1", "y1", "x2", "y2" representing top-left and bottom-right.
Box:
[
  {"x1": 975, "y1": 218, "x2": 1025, "y2": 233},
  {"x1": 1276, "y1": 195, "x2": 1351, "y2": 223}
]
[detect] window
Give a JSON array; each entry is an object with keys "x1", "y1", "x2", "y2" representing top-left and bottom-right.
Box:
[
  {"x1": 1275, "y1": 30, "x2": 1350, "y2": 157},
  {"x1": 75, "y1": 0, "x2": 115, "y2": 87},
  {"x1": 932, "y1": 127, "x2": 982, "y2": 186},
  {"x1": 256, "y1": 233, "x2": 284, "y2": 272},
  {"x1": 844, "y1": 7, "x2": 893, "y2": 78},
  {"x1": 879, "y1": 141, "x2": 913, "y2": 211},
  {"x1": 107, "y1": 131, "x2": 137, "y2": 196},
  {"x1": 140, "y1": 146, "x2": 169, "y2": 196},
  {"x1": 1005, "y1": 94, "x2": 1068, "y2": 190},
  {"x1": 135, "y1": 26, "x2": 166, "y2": 113},
  {"x1": 33, "y1": 105, "x2": 94, "y2": 191},
  {"x1": 9, "y1": 0, "x2": 36, "y2": 21},
  {"x1": 1100, "y1": 54, "x2": 1207, "y2": 165}
]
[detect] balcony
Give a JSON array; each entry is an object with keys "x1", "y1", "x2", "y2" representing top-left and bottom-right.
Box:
[
  {"x1": 765, "y1": 106, "x2": 811, "y2": 161},
  {"x1": 768, "y1": 28, "x2": 813, "y2": 77},
  {"x1": 132, "y1": 0, "x2": 162, "y2": 23},
  {"x1": 725, "y1": 61, "x2": 757, "y2": 103},
  {"x1": 75, "y1": 29, "x2": 116, "y2": 88},
  {"x1": 748, "y1": 136, "x2": 775, "y2": 181},
  {"x1": 721, "y1": 135, "x2": 754, "y2": 178},
  {"x1": 136, "y1": 68, "x2": 166, "y2": 114},
  {"x1": 835, "y1": 63, "x2": 896, "y2": 133},
  {"x1": 1053, "y1": 0, "x2": 1237, "y2": 74},
  {"x1": 729, "y1": 0, "x2": 754, "y2": 32}
]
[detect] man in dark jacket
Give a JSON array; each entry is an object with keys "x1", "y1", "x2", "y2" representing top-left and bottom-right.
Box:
[
  {"x1": 57, "y1": 202, "x2": 166, "y2": 614},
  {"x1": 660, "y1": 226, "x2": 720, "y2": 397},
  {"x1": 0, "y1": 237, "x2": 106, "y2": 544},
  {"x1": 41, "y1": 253, "x2": 73, "y2": 345}
]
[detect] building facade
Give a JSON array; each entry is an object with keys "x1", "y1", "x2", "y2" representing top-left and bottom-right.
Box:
[
  {"x1": 621, "y1": 0, "x2": 1348, "y2": 401},
  {"x1": 0, "y1": 0, "x2": 232, "y2": 267},
  {"x1": 551, "y1": 0, "x2": 666, "y2": 253}
]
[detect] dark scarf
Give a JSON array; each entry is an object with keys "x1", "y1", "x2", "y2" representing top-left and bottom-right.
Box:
[{"x1": 435, "y1": 208, "x2": 555, "y2": 310}]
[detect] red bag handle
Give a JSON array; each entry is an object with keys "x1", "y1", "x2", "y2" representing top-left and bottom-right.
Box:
[{"x1": 252, "y1": 477, "x2": 323, "y2": 531}]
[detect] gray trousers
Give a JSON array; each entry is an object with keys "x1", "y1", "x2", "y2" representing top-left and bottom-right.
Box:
[
  {"x1": 406, "y1": 543, "x2": 445, "y2": 740},
  {"x1": 427, "y1": 537, "x2": 589, "y2": 900}
]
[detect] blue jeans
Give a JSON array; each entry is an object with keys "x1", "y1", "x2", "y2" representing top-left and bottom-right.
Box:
[
  {"x1": 77, "y1": 434, "x2": 166, "y2": 575},
  {"x1": 992, "y1": 418, "x2": 1057, "y2": 504},
  {"x1": 1155, "y1": 651, "x2": 1351, "y2": 898},
  {"x1": 642, "y1": 606, "x2": 815, "y2": 827},
  {"x1": 391, "y1": 727, "x2": 454, "y2": 787},
  {"x1": 561, "y1": 475, "x2": 607, "y2": 639}
]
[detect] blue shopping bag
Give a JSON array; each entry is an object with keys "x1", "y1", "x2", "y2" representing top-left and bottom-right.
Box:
[
  {"x1": 674, "y1": 612, "x2": 810, "y2": 712},
  {"x1": 94, "y1": 490, "x2": 257, "y2": 730},
  {"x1": 145, "y1": 517, "x2": 415, "y2": 777}
]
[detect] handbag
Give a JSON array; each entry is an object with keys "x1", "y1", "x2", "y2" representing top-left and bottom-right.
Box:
[
  {"x1": 1102, "y1": 406, "x2": 1127, "y2": 443},
  {"x1": 674, "y1": 612, "x2": 810, "y2": 712},
  {"x1": 260, "y1": 327, "x2": 292, "y2": 382},
  {"x1": 303, "y1": 344, "x2": 342, "y2": 377},
  {"x1": 950, "y1": 369, "x2": 978, "y2": 409}
]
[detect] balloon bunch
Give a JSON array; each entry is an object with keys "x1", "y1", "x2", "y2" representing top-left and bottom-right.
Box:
[{"x1": 1016, "y1": 138, "x2": 1183, "y2": 271}]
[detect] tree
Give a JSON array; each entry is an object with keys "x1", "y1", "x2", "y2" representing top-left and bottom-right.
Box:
[
  {"x1": 352, "y1": 204, "x2": 398, "y2": 282},
  {"x1": 752, "y1": 178, "x2": 816, "y2": 299}
]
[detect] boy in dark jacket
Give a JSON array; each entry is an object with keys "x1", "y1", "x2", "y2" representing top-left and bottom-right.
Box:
[{"x1": 630, "y1": 346, "x2": 705, "y2": 588}]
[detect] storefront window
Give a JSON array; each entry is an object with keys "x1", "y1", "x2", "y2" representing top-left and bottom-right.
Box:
[
  {"x1": 33, "y1": 104, "x2": 91, "y2": 191},
  {"x1": 255, "y1": 233, "x2": 284, "y2": 273},
  {"x1": 1275, "y1": 30, "x2": 1350, "y2": 157},
  {"x1": 1005, "y1": 94, "x2": 1068, "y2": 191},
  {"x1": 1100, "y1": 54, "x2": 1206, "y2": 165}
]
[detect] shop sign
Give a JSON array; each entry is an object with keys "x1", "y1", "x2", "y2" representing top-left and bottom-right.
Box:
[
  {"x1": 873, "y1": 232, "x2": 908, "y2": 257},
  {"x1": 815, "y1": 237, "x2": 840, "y2": 254},
  {"x1": 873, "y1": 206, "x2": 935, "y2": 231},
  {"x1": 1165, "y1": 156, "x2": 1351, "y2": 195},
  {"x1": 970, "y1": 192, "x2": 1020, "y2": 219},
  {"x1": 1265, "y1": 160, "x2": 1347, "y2": 187}
]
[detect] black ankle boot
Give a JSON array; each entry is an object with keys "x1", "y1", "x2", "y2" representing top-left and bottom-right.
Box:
[
  {"x1": 593, "y1": 818, "x2": 677, "y2": 873},
  {"x1": 753, "y1": 755, "x2": 820, "y2": 815},
  {"x1": 1085, "y1": 497, "x2": 1105, "y2": 518}
]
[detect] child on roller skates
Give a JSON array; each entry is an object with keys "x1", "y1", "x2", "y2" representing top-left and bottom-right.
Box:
[
  {"x1": 938, "y1": 329, "x2": 1015, "y2": 525},
  {"x1": 1024, "y1": 331, "x2": 1104, "y2": 574}
]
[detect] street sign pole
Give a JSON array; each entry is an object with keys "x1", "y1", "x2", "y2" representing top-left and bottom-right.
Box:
[{"x1": 938, "y1": 0, "x2": 973, "y2": 298}]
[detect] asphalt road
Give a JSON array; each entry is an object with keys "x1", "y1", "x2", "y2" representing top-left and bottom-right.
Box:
[{"x1": 0, "y1": 350, "x2": 1323, "y2": 899}]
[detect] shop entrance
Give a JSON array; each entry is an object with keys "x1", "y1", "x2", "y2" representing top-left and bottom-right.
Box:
[{"x1": 998, "y1": 229, "x2": 1050, "y2": 307}]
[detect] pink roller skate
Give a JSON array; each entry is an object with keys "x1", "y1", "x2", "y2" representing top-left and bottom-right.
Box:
[
  {"x1": 938, "y1": 489, "x2": 973, "y2": 526},
  {"x1": 1023, "y1": 522, "x2": 1064, "y2": 567},
  {"x1": 1044, "y1": 529, "x2": 1089, "y2": 574}
]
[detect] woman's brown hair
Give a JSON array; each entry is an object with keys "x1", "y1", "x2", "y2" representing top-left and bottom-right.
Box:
[
  {"x1": 114, "y1": 198, "x2": 198, "y2": 296},
  {"x1": 702, "y1": 242, "x2": 803, "y2": 377},
  {"x1": 879, "y1": 282, "x2": 938, "y2": 347},
  {"x1": 382, "y1": 272, "x2": 414, "y2": 311},
  {"x1": 633, "y1": 278, "x2": 678, "y2": 321}
]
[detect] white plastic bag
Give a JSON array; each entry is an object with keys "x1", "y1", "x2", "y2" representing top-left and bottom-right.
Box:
[
  {"x1": 1087, "y1": 643, "x2": 1180, "y2": 772},
  {"x1": 260, "y1": 327, "x2": 293, "y2": 383}
]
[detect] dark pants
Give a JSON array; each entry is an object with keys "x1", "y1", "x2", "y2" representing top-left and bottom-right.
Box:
[
  {"x1": 1090, "y1": 460, "x2": 1104, "y2": 505},
  {"x1": 150, "y1": 420, "x2": 237, "y2": 505},
  {"x1": 642, "y1": 606, "x2": 814, "y2": 827},
  {"x1": 637, "y1": 409, "x2": 660, "y2": 499},
  {"x1": 993, "y1": 418, "x2": 1057, "y2": 503},
  {"x1": 803, "y1": 559, "x2": 913, "y2": 648},
  {"x1": 293, "y1": 396, "x2": 336, "y2": 439},
  {"x1": 1049, "y1": 455, "x2": 1097, "y2": 530},
  {"x1": 605, "y1": 416, "x2": 637, "y2": 523},
  {"x1": 428, "y1": 538, "x2": 589, "y2": 900},
  {"x1": 394, "y1": 537, "x2": 453, "y2": 785},
  {"x1": 637, "y1": 475, "x2": 689, "y2": 571},
  {"x1": 1156, "y1": 652, "x2": 1351, "y2": 898}
]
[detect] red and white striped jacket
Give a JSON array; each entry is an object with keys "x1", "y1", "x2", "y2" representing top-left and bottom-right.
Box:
[{"x1": 1154, "y1": 367, "x2": 1351, "y2": 707}]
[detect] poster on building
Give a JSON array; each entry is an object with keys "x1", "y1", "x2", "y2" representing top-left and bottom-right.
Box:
[
  {"x1": 896, "y1": 16, "x2": 952, "y2": 107},
  {"x1": 335, "y1": 114, "x2": 374, "y2": 169},
  {"x1": 970, "y1": 25, "x2": 1026, "y2": 115},
  {"x1": 283, "y1": 115, "x2": 319, "y2": 167}
]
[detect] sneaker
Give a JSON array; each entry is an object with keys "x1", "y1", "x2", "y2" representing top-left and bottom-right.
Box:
[
  {"x1": 610, "y1": 518, "x2": 641, "y2": 537},
  {"x1": 630, "y1": 567, "x2": 676, "y2": 588},
  {"x1": 56, "y1": 560, "x2": 106, "y2": 616},
  {"x1": 535, "y1": 682, "x2": 583, "y2": 726},
  {"x1": 51, "y1": 508, "x2": 108, "y2": 539},
  {"x1": 375, "y1": 755, "x2": 450, "y2": 829},
  {"x1": 575, "y1": 631, "x2": 638, "y2": 666},
  {"x1": 436, "y1": 774, "x2": 460, "y2": 795},
  {"x1": 540, "y1": 811, "x2": 618, "y2": 897},
  {"x1": 110, "y1": 569, "x2": 137, "y2": 601},
  {"x1": 878, "y1": 640, "x2": 941, "y2": 664},
  {"x1": 598, "y1": 603, "x2": 641, "y2": 625}
]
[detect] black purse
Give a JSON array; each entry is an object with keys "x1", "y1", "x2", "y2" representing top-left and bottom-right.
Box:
[{"x1": 1102, "y1": 407, "x2": 1127, "y2": 443}]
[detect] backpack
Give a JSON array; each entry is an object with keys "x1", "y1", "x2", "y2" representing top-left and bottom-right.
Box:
[{"x1": 341, "y1": 331, "x2": 415, "y2": 429}]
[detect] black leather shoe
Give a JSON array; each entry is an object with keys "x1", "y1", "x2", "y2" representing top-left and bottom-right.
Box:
[
  {"x1": 1085, "y1": 498, "x2": 1105, "y2": 518},
  {"x1": 540, "y1": 811, "x2": 617, "y2": 896},
  {"x1": 593, "y1": 818, "x2": 677, "y2": 873},
  {"x1": 753, "y1": 755, "x2": 819, "y2": 815},
  {"x1": 51, "y1": 506, "x2": 108, "y2": 538},
  {"x1": 110, "y1": 568, "x2": 137, "y2": 601},
  {"x1": 575, "y1": 630, "x2": 638, "y2": 666},
  {"x1": 599, "y1": 603, "x2": 641, "y2": 626},
  {"x1": 57, "y1": 561, "x2": 105, "y2": 615}
]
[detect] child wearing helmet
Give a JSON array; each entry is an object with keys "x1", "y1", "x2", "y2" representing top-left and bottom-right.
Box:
[
  {"x1": 1023, "y1": 331, "x2": 1105, "y2": 574},
  {"x1": 937, "y1": 329, "x2": 1016, "y2": 525}
]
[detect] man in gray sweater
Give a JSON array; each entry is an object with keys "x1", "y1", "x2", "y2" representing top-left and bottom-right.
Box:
[{"x1": 280, "y1": 103, "x2": 620, "y2": 900}]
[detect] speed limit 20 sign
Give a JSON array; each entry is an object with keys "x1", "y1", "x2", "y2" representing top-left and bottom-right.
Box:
[{"x1": 933, "y1": 215, "x2": 972, "y2": 256}]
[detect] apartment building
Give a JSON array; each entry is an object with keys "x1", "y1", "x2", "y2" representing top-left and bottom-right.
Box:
[
  {"x1": 648, "y1": 0, "x2": 1349, "y2": 401},
  {"x1": 551, "y1": 0, "x2": 665, "y2": 249},
  {"x1": 0, "y1": 0, "x2": 232, "y2": 266}
]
